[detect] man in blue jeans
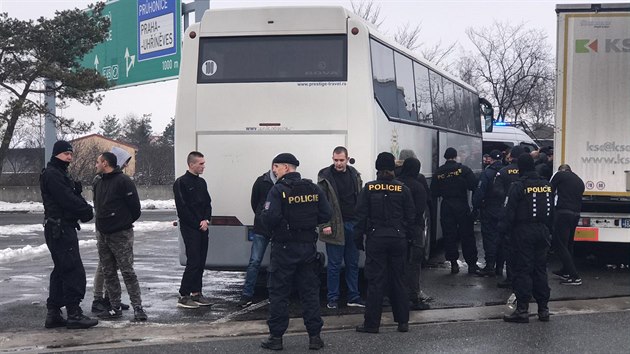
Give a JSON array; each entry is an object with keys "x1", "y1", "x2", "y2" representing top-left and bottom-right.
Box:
[
  {"x1": 239, "y1": 166, "x2": 277, "y2": 307},
  {"x1": 318, "y1": 146, "x2": 365, "y2": 309}
]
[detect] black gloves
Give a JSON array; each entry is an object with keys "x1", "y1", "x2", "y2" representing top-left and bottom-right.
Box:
[
  {"x1": 354, "y1": 234, "x2": 365, "y2": 251},
  {"x1": 471, "y1": 208, "x2": 480, "y2": 221}
]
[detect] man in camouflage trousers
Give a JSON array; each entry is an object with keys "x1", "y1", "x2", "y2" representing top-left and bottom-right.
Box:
[{"x1": 93, "y1": 152, "x2": 147, "y2": 321}]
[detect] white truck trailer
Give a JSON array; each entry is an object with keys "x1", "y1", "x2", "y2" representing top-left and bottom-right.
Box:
[{"x1": 555, "y1": 3, "x2": 630, "y2": 251}]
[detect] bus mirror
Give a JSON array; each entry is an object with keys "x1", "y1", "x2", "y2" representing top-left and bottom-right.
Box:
[{"x1": 484, "y1": 113, "x2": 494, "y2": 133}]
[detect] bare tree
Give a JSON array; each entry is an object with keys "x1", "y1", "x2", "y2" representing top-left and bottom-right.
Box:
[
  {"x1": 350, "y1": 0, "x2": 385, "y2": 28},
  {"x1": 394, "y1": 22, "x2": 423, "y2": 52},
  {"x1": 350, "y1": 1, "x2": 456, "y2": 71},
  {"x1": 463, "y1": 21, "x2": 554, "y2": 123},
  {"x1": 67, "y1": 139, "x2": 102, "y2": 185}
]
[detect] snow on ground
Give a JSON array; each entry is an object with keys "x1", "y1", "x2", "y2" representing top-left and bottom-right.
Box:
[
  {"x1": 0, "y1": 199, "x2": 175, "y2": 213},
  {"x1": 0, "y1": 221, "x2": 173, "y2": 264},
  {"x1": 0, "y1": 239, "x2": 97, "y2": 264}
]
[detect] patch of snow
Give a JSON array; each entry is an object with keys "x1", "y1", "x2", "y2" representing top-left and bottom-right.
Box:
[
  {"x1": 0, "y1": 239, "x2": 96, "y2": 264},
  {"x1": 0, "y1": 199, "x2": 176, "y2": 213}
]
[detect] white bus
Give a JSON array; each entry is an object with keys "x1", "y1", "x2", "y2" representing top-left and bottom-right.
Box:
[{"x1": 174, "y1": 6, "x2": 489, "y2": 270}]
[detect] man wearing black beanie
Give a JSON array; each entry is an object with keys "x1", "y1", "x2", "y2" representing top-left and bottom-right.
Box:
[
  {"x1": 40, "y1": 140, "x2": 98, "y2": 329},
  {"x1": 501, "y1": 152, "x2": 554, "y2": 323},
  {"x1": 430, "y1": 147, "x2": 479, "y2": 275},
  {"x1": 355, "y1": 152, "x2": 415, "y2": 334}
]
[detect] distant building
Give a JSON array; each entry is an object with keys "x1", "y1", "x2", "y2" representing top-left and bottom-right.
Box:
[{"x1": 70, "y1": 134, "x2": 138, "y2": 176}]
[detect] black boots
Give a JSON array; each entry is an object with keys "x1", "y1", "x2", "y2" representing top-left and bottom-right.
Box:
[
  {"x1": 397, "y1": 323, "x2": 409, "y2": 332},
  {"x1": 309, "y1": 335, "x2": 324, "y2": 350},
  {"x1": 503, "y1": 302, "x2": 530, "y2": 323},
  {"x1": 475, "y1": 266, "x2": 495, "y2": 277},
  {"x1": 66, "y1": 305, "x2": 99, "y2": 329},
  {"x1": 261, "y1": 336, "x2": 283, "y2": 350},
  {"x1": 356, "y1": 325, "x2": 379, "y2": 333},
  {"x1": 44, "y1": 307, "x2": 66, "y2": 329},
  {"x1": 450, "y1": 261, "x2": 460, "y2": 274},
  {"x1": 538, "y1": 303, "x2": 550, "y2": 322}
]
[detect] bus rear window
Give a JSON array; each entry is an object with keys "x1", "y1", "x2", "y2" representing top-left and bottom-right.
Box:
[{"x1": 197, "y1": 34, "x2": 347, "y2": 83}]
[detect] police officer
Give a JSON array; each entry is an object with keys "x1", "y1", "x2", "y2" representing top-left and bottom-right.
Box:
[
  {"x1": 472, "y1": 150, "x2": 504, "y2": 277},
  {"x1": 40, "y1": 140, "x2": 98, "y2": 329},
  {"x1": 502, "y1": 153, "x2": 553, "y2": 323},
  {"x1": 355, "y1": 152, "x2": 415, "y2": 333},
  {"x1": 430, "y1": 147, "x2": 478, "y2": 274},
  {"x1": 261, "y1": 153, "x2": 332, "y2": 351},
  {"x1": 494, "y1": 146, "x2": 525, "y2": 288}
]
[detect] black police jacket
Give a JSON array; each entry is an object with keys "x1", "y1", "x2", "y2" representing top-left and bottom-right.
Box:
[
  {"x1": 93, "y1": 169, "x2": 141, "y2": 234},
  {"x1": 355, "y1": 176, "x2": 415, "y2": 239},
  {"x1": 262, "y1": 172, "x2": 332, "y2": 243},
  {"x1": 430, "y1": 160, "x2": 477, "y2": 202},
  {"x1": 251, "y1": 170, "x2": 275, "y2": 237},
  {"x1": 40, "y1": 157, "x2": 93, "y2": 224},
  {"x1": 502, "y1": 171, "x2": 554, "y2": 232},
  {"x1": 173, "y1": 171, "x2": 213, "y2": 230}
]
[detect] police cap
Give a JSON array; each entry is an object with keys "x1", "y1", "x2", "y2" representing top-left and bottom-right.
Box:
[
  {"x1": 272, "y1": 153, "x2": 300, "y2": 166},
  {"x1": 375, "y1": 152, "x2": 396, "y2": 171},
  {"x1": 489, "y1": 149, "x2": 502, "y2": 161}
]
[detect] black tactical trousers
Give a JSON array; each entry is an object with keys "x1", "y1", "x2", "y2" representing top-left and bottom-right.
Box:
[
  {"x1": 179, "y1": 225, "x2": 209, "y2": 296},
  {"x1": 552, "y1": 211, "x2": 580, "y2": 278},
  {"x1": 44, "y1": 222, "x2": 86, "y2": 309},
  {"x1": 440, "y1": 200, "x2": 478, "y2": 265},
  {"x1": 496, "y1": 231, "x2": 513, "y2": 279},
  {"x1": 511, "y1": 223, "x2": 551, "y2": 307},
  {"x1": 364, "y1": 236, "x2": 409, "y2": 329},
  {"x1": 267, "y1": 242, "x2": 322, "y2": 337},
  {"x1": 480, "y1": 208, "x2": 501, "y2": 268}
]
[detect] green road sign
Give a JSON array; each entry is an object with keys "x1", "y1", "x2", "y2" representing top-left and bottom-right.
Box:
[{"x1": 80, "y1": 0, "x2": 181, "y2": 88}]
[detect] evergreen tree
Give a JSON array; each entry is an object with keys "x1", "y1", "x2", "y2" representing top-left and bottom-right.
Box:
[
  {"x1": 158, "y1": 117, "x2": 174, "y2": 146},
  {"x1": 0, "y1": 3, "x2": 110, "y2": 175},
  {"x1": 122, "y1": 113, "x2": 153, "y2": 147},
  {"x1": 99, "y1": 114, "x2": 122, "y2": 139}
]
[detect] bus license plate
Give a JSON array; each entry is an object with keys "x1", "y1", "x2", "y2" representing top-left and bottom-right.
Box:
[{"x1": 622, "y1": 219, "x2": 630, "y2": 228}]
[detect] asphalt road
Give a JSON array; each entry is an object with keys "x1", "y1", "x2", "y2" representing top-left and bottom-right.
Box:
[{"x1": 64, "y1": 310, "x2": 630, "y2": 354}]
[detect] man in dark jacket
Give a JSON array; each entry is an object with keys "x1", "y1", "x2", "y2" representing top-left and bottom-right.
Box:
[
  {"x1": 40, "y1": 140, "x2": 98, "y2": 329},
  {"x1": 317, "y1": 146, "x2": 364, "y2": 309},
  {"x1": 173, "y1": 151, "x2": 213, "y2": 309},
  {"x1": 430, "y1": 148, "x2": 479, "y2": 274},
  {"x1": 261, "y1": 153, "x2": 332, "y2": 351},
  {"x1": 239, "y1": 166, "x2": 276, "y2": 307},
  {"x1": 396, "y1": 157, "x2": 429, "y2": 310},
  {"x1": 493, "y1": 146, "x2": 525, "y2": 288},
  {"x1": 550, "y1": 164, "x2": 585, "y2": 285},
  {"x1": 502, "y1": 153, "x2": 554, "y2": 323},
  {"x1": 472, "y1": 150, "x2": 504, "y2": 277},
  {"x1": 355, "y1": 152, "x2": 415, "y2": 334},
  {"x1": 93, "y1": 152, "x2": 146, "y2": 321}
]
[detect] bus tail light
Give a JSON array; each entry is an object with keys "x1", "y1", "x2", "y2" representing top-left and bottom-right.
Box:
[
  {"x1": 210, "y1": 216, "x2": 243, "y2": 226},
  {"x1": 579, "y1": 217, "x2": 591, "y2": 227}
]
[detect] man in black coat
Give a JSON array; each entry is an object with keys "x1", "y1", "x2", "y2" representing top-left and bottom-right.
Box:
[
  {"x1": 40, "y1": 140, "x2": 98, "y2": 329},
  {"x1": 494, "y1": 146, "x2": 525, "y2": 288},
  {"x1": 502, "y1": 153, "x2": 554, "y2": 323},
  {"x1": 430, "y1": 147, "x2": 479, "y2": 274},
  {"x1": 239, "y1": 165, "x2": 276, "y2": 307},
  {"x1": 173, "y1": 151, "x2": 213, "y2": 309},
  {"x1": 355, "y1": 152, "x2": 415, "y2": 334},
  {"x1": 550, "y1": 164, "x2": 585, "y2": 285},
  {"x1": 396, "y1": 157, "x2": 429, "y2": 310},
  {"x1": 472, "y1": 150, "x2": 504, "y2": 277},
  {"x1": 261, "y1": 153, "x2": 332, "y2": 351},
  {"x1": 93, "y1": 152, "x2": 146, "y2": 321}
]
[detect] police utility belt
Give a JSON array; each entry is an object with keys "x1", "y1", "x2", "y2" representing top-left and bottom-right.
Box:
[{"x1": 44, "y1": 218, "x2": 80, "y2": 239}]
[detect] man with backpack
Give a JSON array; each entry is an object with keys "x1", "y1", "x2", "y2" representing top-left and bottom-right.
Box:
[{"x1": 473, "y1": 150, "x2": 505, "y2": 277}]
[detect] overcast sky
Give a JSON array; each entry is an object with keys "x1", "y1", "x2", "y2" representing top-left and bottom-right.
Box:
[{"x1": 0, "y1": 0, "x2": 608, "y2": 135}]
